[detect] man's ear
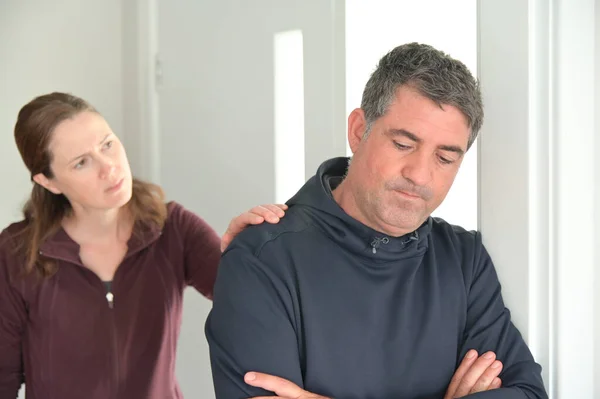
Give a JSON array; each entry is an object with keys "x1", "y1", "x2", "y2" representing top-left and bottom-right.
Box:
[
  {"x1": 347, "y1": 108, "x2": 368, "y2": 154},
  {"x1": 32, "y1": 173, "x2": 62, "y2": 195}
]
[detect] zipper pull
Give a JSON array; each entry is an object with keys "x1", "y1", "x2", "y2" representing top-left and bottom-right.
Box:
[
  {"x1": 106, "y1": 291, "x2": 114, "y2": 309},
  {"x1": 371, "y1": 238, "x2": 380, "y2": 254},
  {"x1": 371, "y1": 237, "x2": 390, "y2": 254}
]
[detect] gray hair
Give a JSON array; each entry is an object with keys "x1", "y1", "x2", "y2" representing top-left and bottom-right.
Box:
[{"x1": 360, "y1": 42, "x2": 483, "y2": 149}]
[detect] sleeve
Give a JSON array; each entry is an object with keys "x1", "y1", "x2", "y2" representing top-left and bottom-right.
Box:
[
  {"x1": 0, "y1": 244, "x2": 26, "y2": 398},
  {"x1": 459, "y1": 233, "x2": 548, "y2": 399},
  {"x1": 172, "y1": 203, "x2": 222, "y2": 299},
  {"x1": 204, "y1": 247, "x2": 303, "y2": 399}
]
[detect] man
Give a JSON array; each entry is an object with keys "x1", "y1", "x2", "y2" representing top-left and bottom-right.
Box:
[{"x1": 205, "y1": 43, "x2": 548, "y2": 399}]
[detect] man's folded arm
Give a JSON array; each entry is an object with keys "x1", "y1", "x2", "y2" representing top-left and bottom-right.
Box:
[
  {"x1": 458, "y1": 233, "x2": 548, "y2": 399},
  {"x1": 205, "y1": 246, "x2": 303, "y2": 399}
]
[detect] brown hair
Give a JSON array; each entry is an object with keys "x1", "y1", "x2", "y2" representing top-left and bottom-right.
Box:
[{"x1": 13, "y1": 92, "x2": 167, "y2": 277}]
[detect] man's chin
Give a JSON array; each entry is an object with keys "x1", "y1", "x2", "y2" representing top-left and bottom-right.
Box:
[
  {"x1": 380, "y1": 214, "x2": 425, "y2": 235},
  {"x1": 389, "y1": 200, "x2": 425, "y2": 217}
]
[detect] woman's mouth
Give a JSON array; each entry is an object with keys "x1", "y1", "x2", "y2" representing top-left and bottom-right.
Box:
[{"x1": 106, "y1": 178, "x2": 124, "y2": 192}]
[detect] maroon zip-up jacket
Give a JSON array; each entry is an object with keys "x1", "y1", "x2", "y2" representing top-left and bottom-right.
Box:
[{"x1": 0, "y1": 202, "x2": 221, "y2": 399}]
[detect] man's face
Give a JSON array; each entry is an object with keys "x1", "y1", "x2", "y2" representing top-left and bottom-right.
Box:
[{"x1": 346, "y1": 85, "x2": 471, "y2": 236}]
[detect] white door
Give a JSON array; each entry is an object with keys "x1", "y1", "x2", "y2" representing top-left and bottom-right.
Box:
[{"x1": 156, "y1": 1, "x2": 345, "y2": 397}]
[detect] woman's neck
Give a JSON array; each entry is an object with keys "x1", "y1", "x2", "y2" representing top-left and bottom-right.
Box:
[{"x1": 63, "y1": 205, "x2": 132, "y2": 245}]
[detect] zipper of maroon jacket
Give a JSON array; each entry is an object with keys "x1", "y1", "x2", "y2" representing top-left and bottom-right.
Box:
[
  {"x1": 106, "y1": 289, "x2": 114, "y2": 308},
  {"x1": 107, "y1": 284, "x2": 119, "y2": 397}
]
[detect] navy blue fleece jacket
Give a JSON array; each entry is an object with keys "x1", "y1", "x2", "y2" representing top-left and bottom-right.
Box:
[{"x1": 205, "y1": 157, "x2": 547, "y2": 399}]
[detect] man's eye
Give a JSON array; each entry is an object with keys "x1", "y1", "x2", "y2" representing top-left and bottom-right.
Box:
[
  {"x1": 103, "y1": 140, "x2": 113, "y2": 150},
  {"x1": 394, "y1": 142, "x2": 411, "y2": 150},
  {"x1": 439, "y1": 156, "x2": 455, "y2": 165},
  {"x1": 74, "y1": 159, "x2": 86, "y2": 169}
]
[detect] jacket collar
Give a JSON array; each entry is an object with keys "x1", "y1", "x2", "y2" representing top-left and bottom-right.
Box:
[{"x1": 38, "y1": 223, "x2": 162, "y2": 266}]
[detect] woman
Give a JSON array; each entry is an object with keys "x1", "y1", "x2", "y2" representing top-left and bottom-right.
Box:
[{"x1": 0, "y1": 92, "x2": 286, "y2": 399}]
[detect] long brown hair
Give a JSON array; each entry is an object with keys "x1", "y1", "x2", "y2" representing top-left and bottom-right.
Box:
[{"x1": 13, "y1": 92, "x2": 167, "y2": 277}]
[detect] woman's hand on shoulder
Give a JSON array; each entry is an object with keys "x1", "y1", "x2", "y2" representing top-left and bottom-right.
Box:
[{"x1": 221, "y1": 204, "x2": 288, "y2": 252}]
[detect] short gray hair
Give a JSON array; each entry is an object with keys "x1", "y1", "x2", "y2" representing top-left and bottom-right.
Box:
[{"x1": 361, "y1": 42, "x2": 483, "y2": 149}]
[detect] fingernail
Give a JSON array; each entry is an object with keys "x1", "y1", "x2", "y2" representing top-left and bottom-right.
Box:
[
  {"x1": 466, "y1": 350, "x2": 477, "y2": 359},
  {"x1": 492, "y1": 361, "x2": 501, "y2": 369},
  {"x1": 484, "y1": 352, "x2": 495, "y2": 359},
  {"x1": 245, "y1": 372, "x2": 256, "y2": 381}
]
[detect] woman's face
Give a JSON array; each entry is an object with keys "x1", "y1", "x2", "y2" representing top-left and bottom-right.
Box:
[{"x1": 34, "y1": 111, "x2": 133, "y2": 212}]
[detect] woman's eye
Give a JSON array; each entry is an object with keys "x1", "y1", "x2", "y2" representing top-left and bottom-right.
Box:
[
  {"x1": 103, "y1": 140, "x2": 113, "y2": 150},
  {"x1": 74, "y1": 159, "x2": 86, "y2": 169}
]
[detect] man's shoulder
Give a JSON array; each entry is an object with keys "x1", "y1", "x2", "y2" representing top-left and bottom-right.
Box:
[
  {"x1": 429, "y1": 217, "x2": 484, "y2": 261},
  {"x1": 430, "y1": 215, "x2": 478, "y2": 237},
  {"x1": 216, "y1": 206, "x2": 318, "y2": 290},
  {"x1": 224, "y1": 204, "x2": 316, "y2": 258}
]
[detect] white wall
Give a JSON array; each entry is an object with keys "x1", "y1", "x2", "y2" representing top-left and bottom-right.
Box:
[
  {"x1": 121, "y1": 0, "x2": 160, "y2": 183},
  {"x1": 0, "y1": 0, "x2": 124, "y2": 229},
  {"x1": 346, "y1": 0, "x2": 479, "y2": 231},
  {"x1": 478, "y1": 0, "x2": 538, "y2": 354},
  {"x1": 595, "y1": 2, "x2": 600, "y2": 397},
  {"x1": 553, "y1": 1, "x2": 596, "y2": 394},
  {"x1": 479, "y1": 0, "x2": 598, "y2": 397}
]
